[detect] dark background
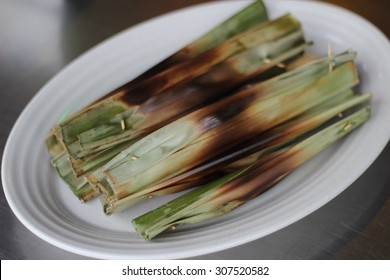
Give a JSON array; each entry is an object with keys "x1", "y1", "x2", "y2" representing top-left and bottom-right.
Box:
[{"x1": 1, "y1": 0, "x2": 389, "y2": 259}]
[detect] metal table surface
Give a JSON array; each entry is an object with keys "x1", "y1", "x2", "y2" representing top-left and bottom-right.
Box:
[{"x1": 1, "y1": 0, "x2": 389, "y2": 260}]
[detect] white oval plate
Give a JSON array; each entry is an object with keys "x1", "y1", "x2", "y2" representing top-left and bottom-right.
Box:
[{"x1": 2, "y1": 0, "x2": 390, "y2": 259}]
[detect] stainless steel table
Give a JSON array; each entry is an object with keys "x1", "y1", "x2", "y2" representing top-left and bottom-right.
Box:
[{"x1": 1, "y1": 0, "x2": 389, "y2": 259}]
